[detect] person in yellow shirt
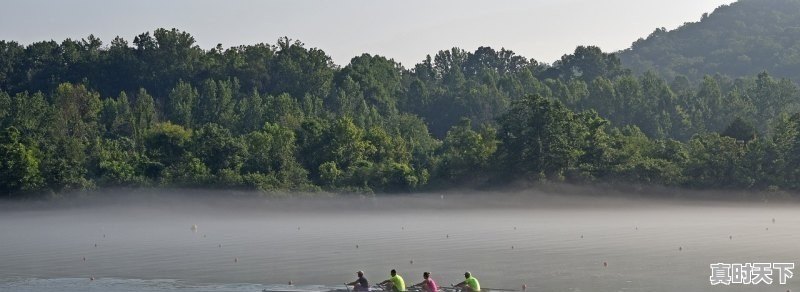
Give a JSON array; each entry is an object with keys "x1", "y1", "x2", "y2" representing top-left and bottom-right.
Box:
[
  {"x1": 453, "y1": 271, "x2": 480, "y2": 292},
  {"x1": 378, "y1": 269, "x2": 406, "y2": 292}
]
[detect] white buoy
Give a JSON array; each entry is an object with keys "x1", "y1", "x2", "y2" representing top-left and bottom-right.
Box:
[{"x1": 191, "y1": 224, "x2": 198, "y2": 232}]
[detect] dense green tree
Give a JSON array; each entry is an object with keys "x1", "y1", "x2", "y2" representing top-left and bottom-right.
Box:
[{"x1": 0, "y1": 127, "x2": 42, "y2": 196}]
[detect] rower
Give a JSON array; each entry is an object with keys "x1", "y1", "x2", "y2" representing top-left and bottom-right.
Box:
[
  {"x1": 347, "y1": 270, "x2": 370, "y2": 292},
  {"x1": 453, "y1": 272, "x2": 480, "y2": 292},
  {"x1": 410, "y1": 272, "x2": 438, "y2": 292},
  {"x1": 379, "y1": 269, "x2": 406, "y2": 292}
]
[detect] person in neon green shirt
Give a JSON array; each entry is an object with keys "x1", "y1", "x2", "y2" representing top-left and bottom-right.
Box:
[
  {"x1": 454, "y1": 271, "x2": 480, "y2": 292},
  {"x1": 378, "y1": 269, "x2": 406, "y2": 292}
]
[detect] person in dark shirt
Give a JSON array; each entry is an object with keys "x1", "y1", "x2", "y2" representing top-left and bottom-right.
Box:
[{"x1": 347, "y1": 270, "x2": 370, "y2": 291}]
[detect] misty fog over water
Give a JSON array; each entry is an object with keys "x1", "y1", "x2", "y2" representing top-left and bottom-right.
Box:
[{"x1": 0, "y1": 191, "x2": 798, "y2": 292}]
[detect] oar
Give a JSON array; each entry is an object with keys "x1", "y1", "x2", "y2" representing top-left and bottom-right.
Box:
[{"x1": 345, "y1": 283, "x2": 351, "y2": 292}]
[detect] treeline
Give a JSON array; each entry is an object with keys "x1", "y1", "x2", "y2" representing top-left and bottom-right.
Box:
[{"x1": 3, "y1": 29, "x2": 800, "y2": 197}]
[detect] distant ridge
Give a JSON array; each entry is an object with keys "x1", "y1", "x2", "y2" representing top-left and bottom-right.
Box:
[{"x1": 619, "y1": 0, "x2": 800, "y2": 82}]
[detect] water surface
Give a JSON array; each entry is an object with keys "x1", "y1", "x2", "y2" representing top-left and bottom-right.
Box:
[{"x1": 0, "y1": 193, "x2": 797, "y2": 292}]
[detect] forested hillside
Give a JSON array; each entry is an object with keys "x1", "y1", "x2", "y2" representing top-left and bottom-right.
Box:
[
  {"x1": 619, "y1": 0, "x2": 800, "y2": 82},
  {"x1": 3, "y1": 29, "x2": 800, "y2": 197}
]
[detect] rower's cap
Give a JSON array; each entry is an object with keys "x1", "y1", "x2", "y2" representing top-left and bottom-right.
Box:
[
  {"x1": 357, "y1": 271, "x2": 364, "y2": 275},
  {"x1": 464, "y1": 271, "x2": 471, "y2": 277}
]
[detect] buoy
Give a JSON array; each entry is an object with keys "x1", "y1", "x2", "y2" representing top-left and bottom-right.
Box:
[
  {"x1": 603, "y1": 261, "x2": 608, "y2": 267},
  {"x1": 297, "y1": 226, "x2": 300, "y2": 230},
  {"x1": 514, "y1": 226, "x2": 517, "y2": 230},
  {"x1": 773, "y1": 218, "x2": 776, "y2": 223},
  {"x1": 219, "y1": 244, "x2": 222, "y2": 248},
  {"x1": 203, "y1": 234, "x2": 206, "y2": 238},
  {"x1": 580, "y1": 235, "x2": 583, "y2": 239},
  {"x1": 289, "y1": 280, "x2": 293, "y2": 285},
  {"x1": 103, "y1": 234, "x2": 106, "y2": 238},
  {"x1": 410, "y1": 260, "x2": 414, "y2": 264},
  {"x1": 678, "y1": 246, "x2": 682, "y2": 251},
  {"x1": 234, "y1": 257, "x2": 238, "y2": 263},
  {"x1": 729, "y1": 235, "x2": 733, "y2": 240},
  {"x1": 766, "y1": 227, "x2": 769, "y2": 231},
  {"x1": 446, "y1": 234, "x2": 449, "y2": 238},
  {"x1": 83, "y1": 257, "x2": 86, "y2": 261},
  {"x1": 356, "y1": 244, "x2": 359, "y2": 249},
  {"x1": 94, "y1": 243, "x2": 97, "y2": 248},
  {"x1": 402, "y1": 226, "x2": 405, "y2": 230},
  {"x1": 191, "y1": 224, "x2": 198, "y2": 232},
  {"x1": 90, "y1": 276, "x2": 95, "y2": 281},
  {"x1": 511, "y1": 246, "x2": 514, "y2": 249},
  {"x1": 522, "y1": 284, "x2": 527, "y2": 291}
]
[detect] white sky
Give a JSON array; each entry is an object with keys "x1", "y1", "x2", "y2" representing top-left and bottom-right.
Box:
[{"x1": 0, "y1": 0, "x2": 735, "y2": 67}]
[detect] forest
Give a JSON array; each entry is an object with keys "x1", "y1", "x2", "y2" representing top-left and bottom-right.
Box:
[{"x1": 3, "y1": 27, "x2": 800, "y2": 198}]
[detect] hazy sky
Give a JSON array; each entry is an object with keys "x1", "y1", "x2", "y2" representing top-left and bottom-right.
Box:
[{"x1": 0, "y1": 0, "x2": 735, "y2": 66}]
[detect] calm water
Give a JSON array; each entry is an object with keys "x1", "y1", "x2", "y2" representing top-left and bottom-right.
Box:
[{"x1": 0, "y1": 194, "x2": 798, "y2": 292}]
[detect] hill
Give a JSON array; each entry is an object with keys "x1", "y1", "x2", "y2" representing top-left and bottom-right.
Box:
[{"x1": 619, "y1": 0, "x2": 800, "y2": 82}]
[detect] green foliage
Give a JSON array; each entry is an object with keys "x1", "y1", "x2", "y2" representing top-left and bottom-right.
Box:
[
  {"x1": 0, "y1": 127, "x2": 42, "y2": 196},
  {"x1": 6, "y1": 28, "x2": 800, "y2": 196}
]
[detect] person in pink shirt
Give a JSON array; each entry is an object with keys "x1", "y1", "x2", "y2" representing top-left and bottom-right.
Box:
[{"x1": 410, "y1": 272, "x2": 438, "y2": 292}]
